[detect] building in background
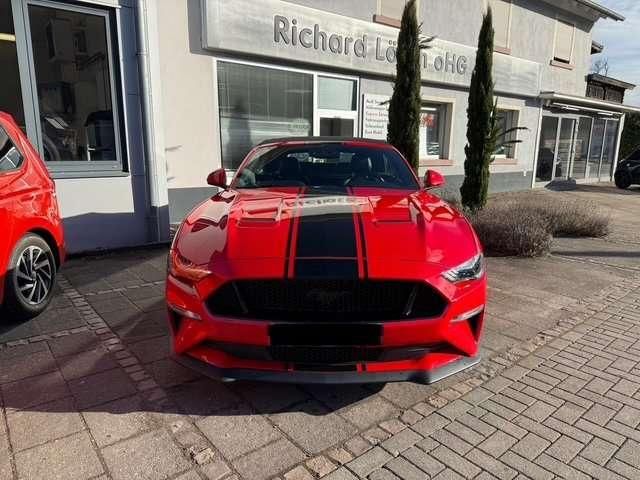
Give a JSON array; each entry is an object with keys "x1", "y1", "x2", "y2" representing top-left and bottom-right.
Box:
[{"x1": 1, "y1": 0, "x2": 639, "y2": 252}]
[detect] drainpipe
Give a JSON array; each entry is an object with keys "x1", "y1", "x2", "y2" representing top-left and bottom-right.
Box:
[{"x1": 136, "y1": 0, "x2": 168, "y2": 243}]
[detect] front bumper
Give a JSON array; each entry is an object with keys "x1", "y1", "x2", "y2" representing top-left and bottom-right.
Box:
[
  {"x1": 173, "y1": 351, "x2": 480, "y2": 384},
  {"x1": 166, "y1": 270, "x2": 486, "y2": 384}
]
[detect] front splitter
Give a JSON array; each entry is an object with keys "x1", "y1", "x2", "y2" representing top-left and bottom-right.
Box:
[{"x1": 173, "y1": 353, "x2": 480, "y2": 385}]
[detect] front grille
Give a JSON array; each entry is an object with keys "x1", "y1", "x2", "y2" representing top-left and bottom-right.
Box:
[{"x1": 207, "y1": 279, "x2": 447, "y2": 321}]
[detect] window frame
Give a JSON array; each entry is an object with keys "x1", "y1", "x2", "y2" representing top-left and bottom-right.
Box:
[
  {"x1": 17, "y1": 0, "x2": 127, "y2": 178},
  {"x1": 551, "y1": 17, "x2": 576, "y2": 67},
  {"x1": 493, "y1": 106, "x2": 521, "y2": 161},
  {"x1": 0, "y1": 123, "x2": 26, "y2": 174},
  {"x1": 417, "y1": 97, "x2": 455, "y2": 166},
  {"x1": 420, "y1": 104, "x2": 446, "y2": 160}
]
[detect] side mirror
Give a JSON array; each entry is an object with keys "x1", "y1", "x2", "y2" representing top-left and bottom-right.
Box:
[
  {"x1": 424, "y1": 169, "x2": 445, "y2": 189},
  {"x1": 207, "y1": 168, "x2": 227, "y2": 188}
]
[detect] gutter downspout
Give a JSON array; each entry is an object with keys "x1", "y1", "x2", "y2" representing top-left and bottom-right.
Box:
[{"x1": 136, "y1": 0, "x2": 168, "y2": 243}]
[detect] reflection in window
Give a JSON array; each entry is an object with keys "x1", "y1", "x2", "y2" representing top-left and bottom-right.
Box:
[
  {"x1": 318, "y1": 77, "x2": 356, "y2": 111},
  {"x1": 217, "y1": 62, "x2": 313, "y2": 169},
  {"x1": 0, "y1": 0, "x2": 25, "y2": 129},
  {"x1": 419, "y1": 104, "x2": 445, "y2": 159},
  {"x1": 588, "y1": 119, "x2": 605, "y2": 178},
  {"x1": 28, "y1": 5, "x2": 120, "y2": 167},
  {"x1": 494, "y1": 109, "x2": 518, "y2": 158},
  {"x1": 600, "y1": 119, "x2": 618, "y2": 178},
  {"x1": 0, "y1": 125, "x2": 24, "y2": 172}
]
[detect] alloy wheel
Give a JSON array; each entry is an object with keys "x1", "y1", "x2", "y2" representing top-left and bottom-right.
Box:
[{"x1": 15, "y1": 246, "x2": 53, "y2": 305}]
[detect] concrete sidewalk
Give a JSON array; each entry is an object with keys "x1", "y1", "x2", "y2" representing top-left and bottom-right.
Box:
[{"x1": 1, "y1": 183, "x2": 639, "y2": 480}]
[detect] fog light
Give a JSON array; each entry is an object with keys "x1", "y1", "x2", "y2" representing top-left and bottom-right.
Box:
[
  {"x1": 452, "y1": 305, "x2": 484, "y2": 323},
  {"x1": 168, "y1": 303, "x2": 202, "y2": 321}
]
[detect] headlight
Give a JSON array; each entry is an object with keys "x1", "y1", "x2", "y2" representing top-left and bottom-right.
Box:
[
  {"x1": 168, "y1": 249, "x2": 212, "y2": 284},
  {"x1": 442, "y1": 253, "x2": 484, "y2": 283}
]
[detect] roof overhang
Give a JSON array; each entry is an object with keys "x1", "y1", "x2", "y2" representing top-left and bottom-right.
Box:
[
  {"x1": 587, "y1": 74, "x2": 636, "y2": 90},
  {"x1": 539, "y1": 92, "x2": 640, "y2": 114},
  {"x1": 538, "y1": 0, "x2": 625, "y2": 22},
  {"x1": 575, "y1": 0, "x2": 625, "y2": 21}
]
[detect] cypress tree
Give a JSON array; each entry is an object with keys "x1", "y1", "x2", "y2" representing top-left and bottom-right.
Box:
[
  {"x1": 387, "y1": 0, "x2": 421, "y2": 172},
  {"x1": 460, "y1": 7, "x2": 495, "y2": 211}
]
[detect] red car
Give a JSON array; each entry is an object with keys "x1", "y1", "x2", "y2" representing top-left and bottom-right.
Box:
[
  {"x1": 0, "y1": 112, "x2": 65, "y2": 320},
  {"x1": 167, "y1": 138, "x2": 486, "y2": 383}
]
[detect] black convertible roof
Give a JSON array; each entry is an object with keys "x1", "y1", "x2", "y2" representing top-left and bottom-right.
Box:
[{"x1": 258, "y1": 136, "x2": 390, "y2": 146}]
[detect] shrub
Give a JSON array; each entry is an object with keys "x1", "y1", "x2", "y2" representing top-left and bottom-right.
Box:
[
  {"x1": 469, "y1": 203, "x2": 552, "y2": 257},
  {"x1": 515, "y1": 196, "x2": 610, "y2": 238},
  {"x1": 467, "y1": 195, "x2": 610, "y2": 257}
]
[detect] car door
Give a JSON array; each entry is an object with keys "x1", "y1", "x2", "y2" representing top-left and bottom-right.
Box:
[{"x1": 0, "y1": 118, "x2": 27, "y2": 287}]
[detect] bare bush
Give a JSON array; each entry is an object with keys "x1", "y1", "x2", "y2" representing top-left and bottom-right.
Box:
[
  {"x1": 515, "y1": 196, "x2": 610, "y2": 238},
  {"x1": 469, "y1": 203, "x2": 552, "y2": 257},
  {"x1": 466, "y1": 194, "x2": 609, "y2": 257}
]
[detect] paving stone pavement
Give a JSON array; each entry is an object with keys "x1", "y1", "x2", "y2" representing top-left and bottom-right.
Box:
[{"x1": 0, "y1": 183, "x2": 639, "y2": 480}]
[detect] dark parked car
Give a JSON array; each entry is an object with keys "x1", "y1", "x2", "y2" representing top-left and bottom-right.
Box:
[{"x1": 614, "y1": 147, "x2": 640, "y2": 189}]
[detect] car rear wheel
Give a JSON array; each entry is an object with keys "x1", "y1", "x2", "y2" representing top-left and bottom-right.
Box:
[
  {"x1": 614, "y1": 170, "x2": 632, "y2": 189},
  {"x1": 2, "y1": 234, "x2": 57, "y2": 321}
]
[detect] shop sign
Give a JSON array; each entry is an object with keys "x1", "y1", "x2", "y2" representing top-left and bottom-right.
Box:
[
  {"x1": 203, "y1": 0, "x2": 541, "y2": 96},
  {"x1": 362, "y1": 94, "x2": 389, "y2": 140}
]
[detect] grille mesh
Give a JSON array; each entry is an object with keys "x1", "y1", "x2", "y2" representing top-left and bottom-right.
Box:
[{"x1": 207, "y1": 279, "x2": 446, "y2": 321}]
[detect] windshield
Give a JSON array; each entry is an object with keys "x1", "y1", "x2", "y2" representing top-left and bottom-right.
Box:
[{"x1": 232, "y1": 143, "x2": 419, "y2": 190}]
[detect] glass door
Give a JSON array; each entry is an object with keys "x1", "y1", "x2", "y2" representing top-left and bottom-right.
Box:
[
  {"x1": 570, "y1": 117, "x2": 592, "y2": 180},
  {"x1": 554, "y1": 118, "x2": 576, "y2": 180},
  {"x1": 587, "y1": 117, "x2": 619, "y2": 181},
  {"x1": 600, "y1": 119, "x2": 618, "y2": 180},
  {"x1": 316, "y1": 76, "x2": 357, "y2": 136},
  {"x1": 535, "y1": 116, "x2": 559, "y2": 182}
]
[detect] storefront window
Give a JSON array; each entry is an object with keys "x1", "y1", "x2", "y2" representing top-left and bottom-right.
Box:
[
  {"x1": 218, "y1": 62, "x2": 313, "y2": 169},
  {"x1": 600, "y1": 119, "x2": 618, "y2": 178},
  {"x1": 27, "y1": 4, "x2": 123, "y2": 172},
  {"x1": 588, "y1": 118, "x2": 605, "y2": 178},
  {"x1": 536, "y1": 116, "x2": 558, "y2": 182},
  {"x1": 0, "y1": 0, "x2": 25, "y2": 129},
  {"x1": 419, "y1": 105, "x2": 445, "y2": 159}
]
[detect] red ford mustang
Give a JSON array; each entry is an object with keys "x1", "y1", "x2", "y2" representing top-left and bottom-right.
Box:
[{"x1": 167, "y1": 138, "x2": 486, "y2": 383}]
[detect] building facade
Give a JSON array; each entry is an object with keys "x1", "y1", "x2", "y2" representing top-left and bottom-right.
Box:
[{"x1": 1, "y1": 0, "x2": 638, "y2": 252}]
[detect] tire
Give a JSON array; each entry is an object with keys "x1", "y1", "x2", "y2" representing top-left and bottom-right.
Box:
[
  {"x1": 614, "y1": 170, "x2": 632, "y2": 190},
  {"x1": 2, "y1": 234, "x2": 57, "y2": 321}
]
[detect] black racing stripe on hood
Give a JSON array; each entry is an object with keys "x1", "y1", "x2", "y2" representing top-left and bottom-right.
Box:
[
  {"x1": 295, "y1": 186, "x2": 356, "y2": 259},
  {"x1": 293, "y1": 185, "x2": 358, "y2": 278},
  {"x1": 294, "y1": 259, "x2": 358, "y2": 279},
  {"x1": 295, "y1": 212, "x2": 357, "y2": 258}
]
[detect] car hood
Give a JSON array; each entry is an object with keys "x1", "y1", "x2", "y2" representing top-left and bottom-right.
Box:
[{"x1": 176, "y1": 187, "x2": 480, "y2": 270}]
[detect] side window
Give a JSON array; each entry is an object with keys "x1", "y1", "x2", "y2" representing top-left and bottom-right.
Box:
[
  {"x1": 629, "y1": 149, "x2": 640, "y2": 161},
  {"x1": 553, "y1": 19, "x2": 575, "y2": 65},
  {"x1": 494, "y1": 109, "x2": 520, "y2": 159},
  {"x1": 0, "y1": 125, "x2": 24, "y2": 172},
  {"x1": 375, "y1": 0, "x2": 419, "y2": 26},
  {"x1": 489, "y1": 0, "x2": 512, "y2": 52}
]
